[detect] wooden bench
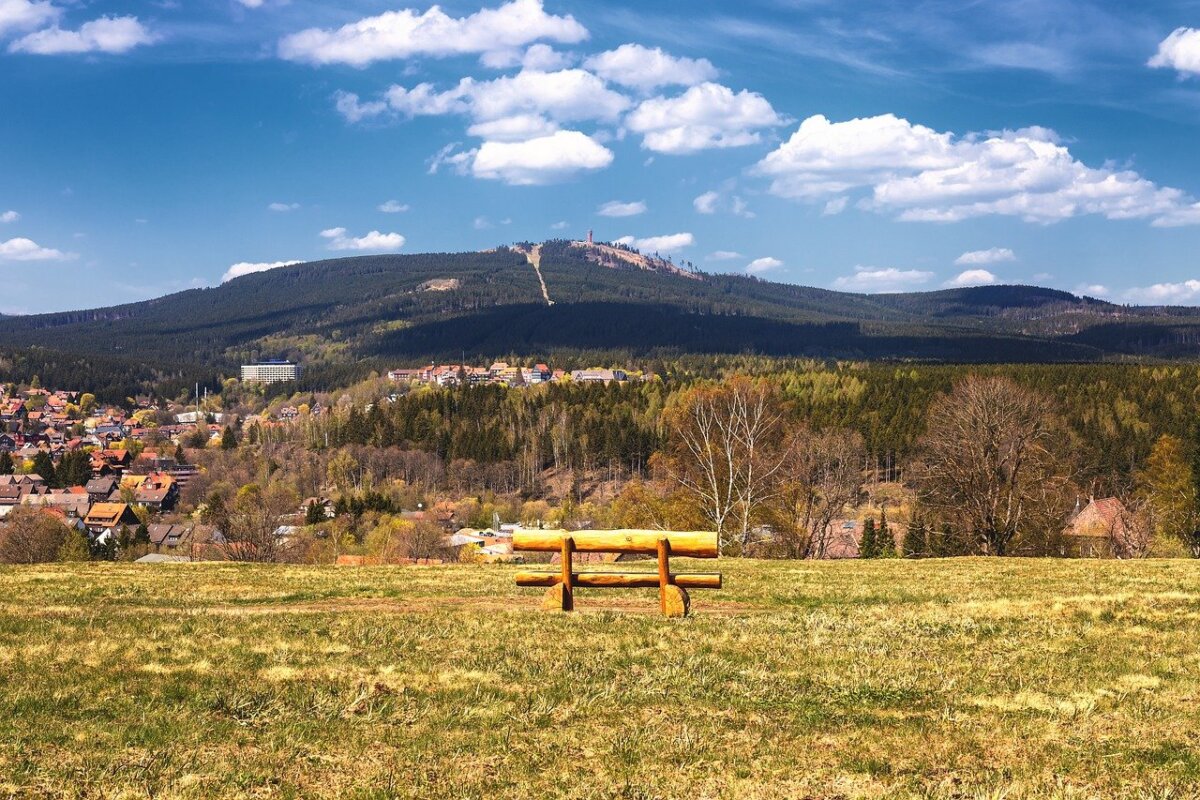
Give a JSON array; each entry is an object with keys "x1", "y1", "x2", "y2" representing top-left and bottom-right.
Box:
[{"x1": 513, "y1": 529, "x2": 721, "y2": 617}]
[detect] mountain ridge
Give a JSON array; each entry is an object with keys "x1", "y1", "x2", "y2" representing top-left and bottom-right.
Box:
[{"x1": 0, "y1": 240, "x2": 1197, "y2": 395}]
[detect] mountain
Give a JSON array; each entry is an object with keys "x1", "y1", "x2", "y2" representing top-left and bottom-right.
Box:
[{"x1": 1, "y1": 238, "x2": 1198, "y2": 397}]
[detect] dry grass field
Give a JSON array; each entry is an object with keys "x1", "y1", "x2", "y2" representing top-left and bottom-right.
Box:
[{"x1": 0, "y1": 558, "x2": 1198, "y2": 799}]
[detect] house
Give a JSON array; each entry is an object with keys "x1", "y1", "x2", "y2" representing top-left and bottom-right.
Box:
[
  {"x1": 85, "y1": 476, "x2": 119, "y2": 503},
  {"x1": 146, "y1": 523, "x2": 193, "y2": 551},
  {"x1": 84, "y1": 503, "x2": 141, "y2": 535},
  {"x1": 134, "y1": 482, "x2": 178, "y2": 511},
  {"x1": 1063, "y1": 497, "x2": 1130, "y2": 558},
  {"x1": 570, "y1": 369, "x2": 628, "y2": 384}
]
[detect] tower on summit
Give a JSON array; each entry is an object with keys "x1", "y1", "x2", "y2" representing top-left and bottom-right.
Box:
[{"x1": 587, "y1": 229, "x2": 593, "y2": 245}]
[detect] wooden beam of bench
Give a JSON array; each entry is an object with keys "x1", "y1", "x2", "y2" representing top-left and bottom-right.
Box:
[
  {"x1": 513, "y1": 529, "x2": 718, "y2": 558},
  {"x1": 515, "y1": 572, "x2": 722, "y2": 590}
]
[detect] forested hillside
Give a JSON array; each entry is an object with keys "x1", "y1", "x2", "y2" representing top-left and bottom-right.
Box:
[{"x1": 0, "y1": 239, "x2": 1198, "y2": 399}]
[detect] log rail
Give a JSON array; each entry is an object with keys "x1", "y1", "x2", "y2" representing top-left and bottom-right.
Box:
[{"x1": 513, "y1": 529, "x2": 721, "y2": 617}]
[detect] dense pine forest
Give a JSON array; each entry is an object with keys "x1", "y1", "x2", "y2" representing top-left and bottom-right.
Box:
[{"x1": 254, "y1": 361, "x2": 1200, "y2": 497}]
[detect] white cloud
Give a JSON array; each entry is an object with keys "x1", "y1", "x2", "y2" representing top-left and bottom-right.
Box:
[
  {"x1": 483, "y1": 42, "x2": 574, "y2": 71},
  {"x1": 268, "y1": 202, "x2": 299, "y2": 212},
  {"x1": 279, "y1": 0, "x2": 588, "y2": 67},
  {"x1": 955, "y1": 247, "x2": 1015, "y2": 266},
  {"x1": 1076, "y1": 284, "x2": 1110, "y2": 297},
  {"x1": 707, "y1": 250, "x2": 741, "y2": 261},
  {"x1": 0, "y1": 210, "x2": 18, "y2": 223},
  {"x1": 626, "y1": 82, "x2": 784, "y2": 154},
  {"x1": 378, "y1": 200, "x2": 410, "y2": 213},
  {"x1": 0, "y1": 0, "x2": 56, "y2": 36},
  {"x1": 746, "y1": 256, "x2": 782, "y2": 275},
  {"x1": 945, "y1": 269, "x2": 999, "y2": 287},
  {"x1": 1149, "y1": 27, "x2": 1200, "y2": 76},
  {"x1": 822, "y1": 197, "x2": 848, "y2": 216},
  {"x1": 0, "y1": 237, "x2": 70, "y2": 261},
  {"x1": 320, "y1": 227, "x2": 406, "y2": 251},
  {"x1": 473, "y1": 216, "x2": 493, "y2": 230},
  {"x1": 222, "y1": 259, "x2": 302, "y2": 283},
  {"x1": 1122, "y1": 279, "x2": 1200, "y2": 305},
  {"x1": 467, "y1": 114, "x2": 559, "y2": 141},
  {"x1": 470, "y1": 130, "x2": 612, "y2": 185},
  {"x1": 1152, "y1": 202, "x2": 1200, "y2": 228},
  {"x1": 550, "y1": 220, "x2": 569, "y2": 230},
  {"x1": 614, "y1": 232, "x2": 694, "y2": 254},
  {"x1": 584, "y1": 44, "x2": 717, "y2": 91},
  {"x1": 378, "y1": 69, "x2": 630, "y2": 125},
  {"x1": 9, "y1": 15, "x2": 155, "y2": 55},
  {"x1": 731, "y1": 196, "x2": 754, "y2": 218},
  {"x1": 693, "y1": 191, "x2": 719, "y2": 214},
  {"x1": 756, "y1": 113, "x2": 1199, "y2": 226},
  {"x1": 597, "y1": 200, "x2": 646, "y2": 217},
  {"x1": 833, "y1": 266, "x2": 934, "y2": 293}
]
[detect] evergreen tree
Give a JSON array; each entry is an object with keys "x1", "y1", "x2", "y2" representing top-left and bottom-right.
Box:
[
  {"x1": 220, "y1": 426, "x2": 237, "y2": 450},
  {"x1": 174, "y1": 443, "x2": 186, "y2": 464},
  {"x1": 305, "y1": 501, "x2": 326, "y2": 526},
  {"x1": 31, "y1": 451, "x2": 55, "y2": 484},
  {"x1": 57, "y1": 529, "x2": 91, "y2": 562},
  {"x1": 0, "y1": 451, "x2": 12, "y2": 475},
  {"x1": 859, "y1": 517, "x2": 877, "y2": 559},
  {"x1": 877, "y1": 508, "x2": 895, "y2": 557},
  {"x1": 903, "y1": 518, "x2": 927, "y2": 558},
  {"x1": 56, "y1": 450, "x2": 92, "y2": 488}
]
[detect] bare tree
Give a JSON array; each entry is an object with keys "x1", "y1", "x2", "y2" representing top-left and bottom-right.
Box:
[
  {"x1": 219, "y1": 482, "x2": 300, "y2": 563},
  {"x1": 771, "y1": 427, "x2": 865, "y2": 558},
  {"x1": 0, "y1": 507, "x2": 71, "y2": 564},
  {"x1": 662, "y1": 377, "x2": 792, "y2": 549},
  {"x1": 914, "y1": 376, "x2": 1071, "y2": 556}
]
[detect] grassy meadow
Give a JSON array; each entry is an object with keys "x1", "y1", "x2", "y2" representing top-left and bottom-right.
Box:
[{"x1": 0, "y1": 558, "x2": 1198, "y2": 799}]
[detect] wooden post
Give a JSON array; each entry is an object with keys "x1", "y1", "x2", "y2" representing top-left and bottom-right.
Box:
[
  {"x1": 656, "y1": 538, "x2": 670, "y2": 616},
  {"x1": 560, "y1": 536, "x2": 574, "y2": 612}
]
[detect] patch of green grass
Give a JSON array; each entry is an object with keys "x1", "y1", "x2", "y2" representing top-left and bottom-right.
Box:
[{"x1": 0, "y1": 558, "x2": 1198, "y2": 798}]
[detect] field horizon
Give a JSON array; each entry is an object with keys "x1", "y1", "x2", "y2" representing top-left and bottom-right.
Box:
[{"x1": 2, "y1": 557, "x2": 1198, "y2": 799}]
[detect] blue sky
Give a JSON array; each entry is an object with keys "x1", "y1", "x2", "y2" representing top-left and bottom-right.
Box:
[{"x1": 4, "y1": 0, "x2": 1200, "y2": 313}]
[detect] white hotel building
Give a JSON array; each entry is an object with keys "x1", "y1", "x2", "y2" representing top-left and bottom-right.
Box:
[{"x1": 240, "y1": 361, "x2": 301, "y2": 384}]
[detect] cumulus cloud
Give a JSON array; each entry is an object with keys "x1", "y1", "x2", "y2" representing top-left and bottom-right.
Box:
[
  {"x1": 470, "y1": 130, "x2": 612, "y2": 185},
  {"x1": 1122, "y1": 280, "x2": 1200, "y2": 305},
  {"x1": 0, "y1": 210, "x2": 18, "y2": 223},
  {"x1": 9, "y1": 15, "x2": 155, "y2": 54},
  {"x1": 279, "y1": 0, "x2": 587, "y2": 67},
  {"x1": 1149, "y1": 27, "x2": 1200, "y2": 76},
  {"x1": 378, "y1": 200, "x2": 410, "y2": 213},
  {"x1": 268, "y1": 202, "x2": 299, "y2": 212},
  {"x1": 481, "y1": 42, "x2": 573, "y2": 71},
  {"x1": 693, "y1": 191, "x2": 719, "y2": 214},
  {"x1": 755, "y1": 113, "x2": 1199, "y2": 226},
  {"x1": 833, "y1": 266, "x2": 934, "y2": 293},
  {"x1": 614, "y1": 232, "x2": 694, "y2": 254},
  {"x1": 955, "y1": 247, "x2": 1015, "y2": 266},
  {"x1": 707, "y1": 250, "x2": 741, "y2": 261},
  {"x1": 373, "y1": 69, "x2": 630, "y2": 126},
  {"x1": 746, "y1": 256, "x2": 782, "y2": 275},
  {"x1": 320, "y1": 227, "x2": 406, "y2": 251},
  {"x1": 584, "y1": 44, "x2": 717, "y2": 91},
  {"x1": 597, "y1": 200, "x2": 646, "y2": 217},
  {"x1": 945, "y1": 269, "x2": 999, "y2": 287},
  {"x1": 467, "y1": 114, "x2": 559, "y2": 141},
  {"x1": 0, "y1": 237, "x2": 70, "y2": 261},
  {"x1": 222, "y1": 259, "x2": 302, "y2": 283},
  {"x1": 0, "y1": 0, "x2": 56, "y2": 36},
  {"x1": 626, "y1": 82, "x2": 784, "y2": 154}
]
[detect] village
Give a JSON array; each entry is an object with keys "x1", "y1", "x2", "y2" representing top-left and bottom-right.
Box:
[{"x1": 385, "y1": 361, "x2": 638, "y2": 387}]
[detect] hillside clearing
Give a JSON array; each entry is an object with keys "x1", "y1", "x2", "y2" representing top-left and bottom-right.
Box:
[{"x1": 1, "y1": 559, "x2": 1198, "y2": 798}]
